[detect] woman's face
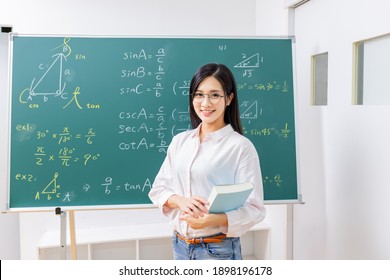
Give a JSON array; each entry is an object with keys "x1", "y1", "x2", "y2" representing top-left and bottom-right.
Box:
[{"x1": 193, "y1": 76, "x2": 233, "y2": 130}]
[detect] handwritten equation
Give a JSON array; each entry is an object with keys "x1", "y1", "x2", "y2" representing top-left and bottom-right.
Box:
[
  {"x1": 121, "y1": 48, "x2": 166, "y2": 97},
  {"x1": 117, "y1": 106, "x2": 190, "y2": 154},
  {"x1": 237, "y1": 80, "x2": 289, "y2": 93},
  {"x1": 247, "y1": 123, "x2": 292, "y2": 138},
  {"x1": 15, "y1": 171, "x2": 153, "y2": 202},
  {"x1": 263, "y1": 173, "x2": 283, "y2": 187},
  {"x1": 15, "y1": 169, "x2": 284, "y2": 203},
  {"x1": 33, "y1": 126, "x2": 99, "y2": 167}
]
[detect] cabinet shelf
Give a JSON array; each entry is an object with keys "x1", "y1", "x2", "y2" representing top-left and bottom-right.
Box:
[{"x1": 37, "y1": 222, "x2": 270, "y2": 260}]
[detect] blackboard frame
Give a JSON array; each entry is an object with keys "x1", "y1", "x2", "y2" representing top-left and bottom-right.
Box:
[{"x1": 6, "y1": 34, "x2": 302, "y2": 211}]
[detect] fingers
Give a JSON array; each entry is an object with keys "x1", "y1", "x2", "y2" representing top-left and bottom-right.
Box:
[
  {"x1": 184, "y1": 196, "x2": 209, "y2": 217},
  {"x1": 193, "y1": 196, "x2": 209, "y2": 206},
  {"x1": 191, "y1": 196, "x2": 208, "y2": 208},
  {"x1": 191, "y1": 197, "x2": 209, "y2": 213},
  {"x1": 184, "y1": 204, "x2": 202, "y2": 218},
  {"x1": 180, "y1": 213, "x2": 207, "y2": 230},
  {"x1": 179, "y1": 213, "x2": 190, "y2": 220}
]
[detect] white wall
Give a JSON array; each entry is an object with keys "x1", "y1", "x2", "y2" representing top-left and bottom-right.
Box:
[
  {"x1": 256, "y1": 0, "x2": 289, "y2": 35},
  {"x1": 0, "y1": 28, "x2": 21, "y2": 260},
  {"x1": 255, "y1": 0, "x2": 290, "y2": 260},
  {"x1": 293, "y1": 0, "x2": 390, "y2": 259},
  {"x1": 0, "y1": 0, "x2": 289, "y2": 260},
  {"x1": 1, "y1": 0, "x2": 257, "y2": 36}
]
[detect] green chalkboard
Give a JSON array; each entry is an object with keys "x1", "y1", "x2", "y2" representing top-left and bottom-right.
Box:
[{"x1": 8, "y1": 35, "x2": 300, "y2": 210}]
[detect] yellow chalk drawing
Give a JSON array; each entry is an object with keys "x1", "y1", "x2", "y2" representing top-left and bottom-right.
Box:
[
  {"x1": 42, "y1": 172, "x2": 60, "y2": 194},
  {"x1": 63, "y1": 87, "x2": 83, "y2": 109}
]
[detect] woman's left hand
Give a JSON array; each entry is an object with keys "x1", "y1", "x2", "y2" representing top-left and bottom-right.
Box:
[
  {"x1": 180, "y1": 212, "x2": 228, "y2": 230},
  {"x1": 179, "y1": 213, "x2": 210, "y2": 229}
]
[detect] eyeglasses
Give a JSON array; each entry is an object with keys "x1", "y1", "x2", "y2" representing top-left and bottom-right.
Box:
[{"x1": 192, "y1": 93, "x2": 225, "y2": 104}]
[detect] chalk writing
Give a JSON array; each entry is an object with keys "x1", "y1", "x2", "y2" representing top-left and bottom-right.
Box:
[
  {"x1": 263, "y1": 173, "x2": 283, "y2": 187},
  {"x1": 99, "y1": 177, "x2": 152, "y2": 195},
  {"x1": 18, "y1": 38, "x2": 71, "y2": 104},
  {"x1": 249, "y1": 123, "x2": 291, "y2": 138},
  {"x1": 15, "y1": 173, "x2": 36, "y2": 182},
  {"x1": 36, "y1": 127, "x2": 97, "y2": 145},
  {"x1": 234, "y1": 53, "x2": 264, "y2": 77},
  {"x1": 63, "y1": 87, "x2": 83, "y2": 109},
  {"x1": 36, "y1": 172, "x2": 61, "y2": 201},
  {"x1": 33, "y1": 127, "x2": 99, "y2": 166},
  {"x1": 173, "y1": 80, "x2": 190, "y2": 96},
  {"x1": 237, "y1": 80, "x2": 289, "y2": 93},
  {"x1": 120, "y1": 47, "x2": 166, "y2": 97},
  {"x1": 240, "y1": 100, "x2": 261, "y2": 119},
  {"x1": 10, "y1": 36, "x2": 298, "y2": 208},
  {"x1": 117, "y1": 106, "x2": 187, "y2": 153}
]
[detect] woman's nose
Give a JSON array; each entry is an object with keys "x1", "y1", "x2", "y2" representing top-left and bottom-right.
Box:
[{"x1": 201, "y1": 95, "x2": 212, "y2": 105}]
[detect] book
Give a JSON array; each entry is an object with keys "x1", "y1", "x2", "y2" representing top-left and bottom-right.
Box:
[{"x1": 207, "y1": 182, "x2": 254, "y2": 214}]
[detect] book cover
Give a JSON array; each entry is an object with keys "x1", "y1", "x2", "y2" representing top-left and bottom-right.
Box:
[{"x1": 207, "y1": 182, "x2": 254, "y2": 214}]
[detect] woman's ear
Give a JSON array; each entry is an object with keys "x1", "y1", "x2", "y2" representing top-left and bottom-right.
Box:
[{"x1": 227, "y1": 93, "x2": 234, "y2": 106}]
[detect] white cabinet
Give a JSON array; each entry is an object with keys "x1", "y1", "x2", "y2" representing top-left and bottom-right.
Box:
[{"x1": 37, "y1": 222, "x2": 270, "y2": 260}]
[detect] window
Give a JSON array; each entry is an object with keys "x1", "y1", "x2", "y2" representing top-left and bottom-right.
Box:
[
  {"x1": 353, "y1": 33, "x2": 390, "y2": 105},
  {"x1": 311, "y1": 52, "x2": 328, "y2": 106}
]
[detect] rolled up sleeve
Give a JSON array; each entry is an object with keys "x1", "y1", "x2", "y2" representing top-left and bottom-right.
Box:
[{"x1": 148, "y1": 146, "x2": 176, "y2": 217}]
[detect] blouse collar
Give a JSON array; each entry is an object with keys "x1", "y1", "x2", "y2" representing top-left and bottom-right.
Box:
[{"x1": 191, "y1": 123, "x2": 234, "y2": 141}]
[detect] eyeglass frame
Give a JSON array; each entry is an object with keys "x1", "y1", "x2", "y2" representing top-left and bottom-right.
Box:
[{"x1": 191, "y1": 92, "x2": 226, "y2": 104}]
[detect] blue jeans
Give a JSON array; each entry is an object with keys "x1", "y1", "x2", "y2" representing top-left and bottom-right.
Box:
[{"x1": 173, "y1": 232, "x2": 242, "y2": 260}]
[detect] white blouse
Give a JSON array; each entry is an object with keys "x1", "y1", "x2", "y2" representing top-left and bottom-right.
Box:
[{"x1": 149, "y1": 124, "x2": 266, "y2": 238}]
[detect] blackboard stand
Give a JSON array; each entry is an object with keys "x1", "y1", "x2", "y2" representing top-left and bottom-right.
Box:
[{"x1": 55, "y1": 207, "x2": 77, "y2": 260}]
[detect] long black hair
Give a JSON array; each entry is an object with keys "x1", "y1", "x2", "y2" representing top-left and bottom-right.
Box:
[{"x1": 189, "y1": 63, "x2": 243, "y2": 134}]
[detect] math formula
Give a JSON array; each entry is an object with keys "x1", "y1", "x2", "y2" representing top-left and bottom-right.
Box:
[{"x1": 9, "y1": 36, "x2": 298, "y2": 208}]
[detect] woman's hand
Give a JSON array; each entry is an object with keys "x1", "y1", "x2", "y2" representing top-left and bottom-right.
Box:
[
  {"x1": 179, "y1": 213, "x2": 210, "y2": 229},
  {"x1": 178, "y1": 196, "x2": 209, "y2": 217},
  {"x1": 180, "y1": 213, "x2": 228, "y2": 230},
  {"x1": 165, "y1": 195, "x2": 209, "y2": 218}
]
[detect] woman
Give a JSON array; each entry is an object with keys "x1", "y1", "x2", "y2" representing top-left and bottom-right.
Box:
[{"x1": 149, "y1": 63, "x2": 266, "y2": 260}]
